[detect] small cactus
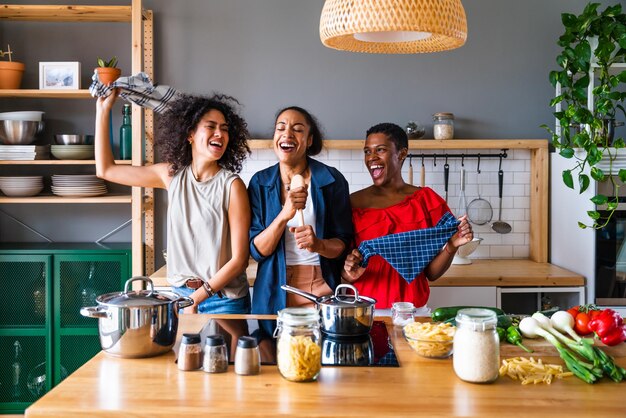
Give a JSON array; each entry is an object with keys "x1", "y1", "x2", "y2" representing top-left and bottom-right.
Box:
[{"x1": 97, "y1": 56, "x2": 118, "y2": 68}]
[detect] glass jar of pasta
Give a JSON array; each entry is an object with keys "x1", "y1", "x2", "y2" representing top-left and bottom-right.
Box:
[{"x1": 275, "y1": 307, "x2": 322, "y2": 382}]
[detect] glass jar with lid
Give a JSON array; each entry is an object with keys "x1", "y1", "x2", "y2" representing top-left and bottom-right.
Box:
[
  {"x1": 433, "y1": 112, "x2": 455, "y2": 140},
  {"x1": 452, "y1": 308, "x2": 499, "y2": 383},
  {"x1": 274, "y1": 307, "x2": 322, "y2": 382}
]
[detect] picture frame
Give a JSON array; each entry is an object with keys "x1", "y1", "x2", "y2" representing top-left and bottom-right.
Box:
[{"x1": 39, "y1": 61, "x2": 81, "y2": 89}]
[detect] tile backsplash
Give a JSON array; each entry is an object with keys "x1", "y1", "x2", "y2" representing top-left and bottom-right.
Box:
[{"x1": 239, "y1": 147, "x2": 531, "y2": 259}]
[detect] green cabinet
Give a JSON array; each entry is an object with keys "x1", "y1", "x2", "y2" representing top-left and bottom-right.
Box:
[{"x1": 0, "y1": 244, "x2": 130, "y2": 414}]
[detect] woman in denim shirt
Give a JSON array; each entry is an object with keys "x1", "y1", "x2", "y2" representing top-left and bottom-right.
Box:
[{"x1": 248, "y1": 106, "x2": 353, "y2": 315}]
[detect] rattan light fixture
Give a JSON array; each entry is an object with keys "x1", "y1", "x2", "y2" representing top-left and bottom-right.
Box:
[{"x1": 320, "y1": 0, "x2": 467, "y2": 54}]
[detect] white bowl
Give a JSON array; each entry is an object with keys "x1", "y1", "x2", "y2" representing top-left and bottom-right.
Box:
[
  {"x1": 0, "y1": 184, "x2": 43, "y2": 197},
  {"x1": 452, "y1": 237, "x2": 483, "y2": 265},
  {"x1": 0, "y1": 111, "x2": 45, "y2": 122}
]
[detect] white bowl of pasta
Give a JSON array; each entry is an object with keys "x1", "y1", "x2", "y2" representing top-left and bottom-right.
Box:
[{"x1": 403, "y1": 321, "x2": 455, "y2": 359}]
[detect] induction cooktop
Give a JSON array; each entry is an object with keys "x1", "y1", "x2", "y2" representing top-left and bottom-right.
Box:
[{"x1": 188, "y1": 318, "x2": 399, "y2": 368}]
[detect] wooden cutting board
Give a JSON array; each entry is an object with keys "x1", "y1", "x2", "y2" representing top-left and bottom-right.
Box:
[{"x1": 500, "y1": 337, "x2": 626, "y2": 358}]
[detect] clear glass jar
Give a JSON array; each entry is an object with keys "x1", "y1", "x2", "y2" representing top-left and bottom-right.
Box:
[
  {"x1": 203, "y1": 334, "x2": 228, "y2": 373},
  {"x1": 433, "y1": 112, "x2": 455, "y2": 140},
  {"x1": 178, "y1": 333, "x2": 202, "y2": 371},
  {"x1": 234, "y1": 336, "x2": 260, "y2": 375},
  {"x1": 391, "y1": 302, "x2": 415, "y2": 327},
  {"x1": 275, "y1": 307, "x2": 322, "y2": 382},
  {"x1": 452, "y1": 308, "x2": 499, "y2": 383}
]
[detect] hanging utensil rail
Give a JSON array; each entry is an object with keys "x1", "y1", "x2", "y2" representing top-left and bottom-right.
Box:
[{"x1": 407, "y1": 149, "x2": 508, "y2": 170}]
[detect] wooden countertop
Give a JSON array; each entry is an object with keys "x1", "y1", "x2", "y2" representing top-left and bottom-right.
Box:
[
  {"x1": 25, "y1": 314, "x2": 625, "y2": 418},
  {"x1": 150, "y1": 259, "x2": 585, "y2": 288}
]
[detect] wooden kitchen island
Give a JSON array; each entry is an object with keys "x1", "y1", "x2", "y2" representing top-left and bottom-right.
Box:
[{"x1": 24, "y1": 314, "x2": 626, "y2": 418}]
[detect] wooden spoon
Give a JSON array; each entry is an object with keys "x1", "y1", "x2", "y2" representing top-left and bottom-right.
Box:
[{"x1": 290, "y1": 174, "x2": 306, "y2": 227}]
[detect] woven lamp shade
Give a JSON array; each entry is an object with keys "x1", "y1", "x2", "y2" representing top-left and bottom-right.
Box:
[{"x1": 320, "y1": 0, "x2": 467, "y2": 54}]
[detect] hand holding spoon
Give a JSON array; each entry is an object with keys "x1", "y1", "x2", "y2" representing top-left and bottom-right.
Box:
[{"x1": 290, "y1": 174, "x2": 306, "y2": 227}]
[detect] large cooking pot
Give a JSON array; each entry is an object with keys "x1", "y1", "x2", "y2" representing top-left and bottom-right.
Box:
[
  {"x1": 281, "y1": 284, "x2": 376, "y2": 336},
  {"x1": 322, "y1": 334, "x2": 374, "y2": 366},
  {"x1": 80, "y1": 276, "x2": 193, "y2": 358}
]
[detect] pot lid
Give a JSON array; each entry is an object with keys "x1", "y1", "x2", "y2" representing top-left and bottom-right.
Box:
[
  {"x1": 96, "y1": 276, "x2": 177, "y2": 308},
  {"x1": 318, "y1": 284, "x2": 376, "y2": 308}
]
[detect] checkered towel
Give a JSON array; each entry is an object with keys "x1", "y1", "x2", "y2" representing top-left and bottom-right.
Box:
[
  {"x1": 358, "y1": 212, "x2": 459, "y2": 284},
  {"x1": 89, "y1": 72, "x2": 180, "y2": 114}
]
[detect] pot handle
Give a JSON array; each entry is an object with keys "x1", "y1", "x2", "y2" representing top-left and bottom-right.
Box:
[
  {"x1": 175, "y1": 296, "x2": 195, "y2": 310},
  {"x1": 124, "y1": 276, "x2": 155, "y2": 296},
  {"x1": 281, "y1": 284, "x2": 319, "y2": 303},
  {"x1": 334, "y1": 284, "x2": 361, "y2": 304},
  {"x1": 80, "y1": 306, "x2": 109, "y2": 319}
]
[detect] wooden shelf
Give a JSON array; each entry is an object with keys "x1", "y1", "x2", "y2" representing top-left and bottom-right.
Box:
[
  {"x1": 0, "y1": 194, "x2": 131, "y2": 203},
  {"x1": 0, "y1": 5, "x2": 132, "y2": 22},
  {"x1": 249, "y1": 139, "x2": 548, "y2": 150},
  {"x1": 0, "y1": 160, "x2": 132, "y2": 165},
  {"x1": 0, "y1": 89, "x2": 91, "y2": 98}
]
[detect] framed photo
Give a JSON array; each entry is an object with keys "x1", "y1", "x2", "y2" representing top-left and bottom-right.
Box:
[{"x1": 39, "y1": 62, "x2": 81, "y2": 89}]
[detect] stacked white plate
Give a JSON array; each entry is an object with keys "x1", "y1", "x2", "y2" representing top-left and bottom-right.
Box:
[
  {"x1": 51, "y1": 175, "x2": 107, "y2": 197},
  {"x1": 0, "y1": 176, "x2": 44, "y2": 197},
  {"x1": 51, "y1": 145, "x2": 95, "y2": 160},
  {"x1": 0, "y1": 145, "x2": 50, "y2": 160}
]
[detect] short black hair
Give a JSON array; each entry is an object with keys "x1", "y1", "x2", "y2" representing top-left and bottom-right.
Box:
[
  {"x1": 274, "y1": 106, "x2": 324, "y2": 156},
  {"x1": 366, "y1": 122, "x2": 408, "y2": 151},
  {"x1": 157, "y1": 93, "x2": 250, "y2": 174}
]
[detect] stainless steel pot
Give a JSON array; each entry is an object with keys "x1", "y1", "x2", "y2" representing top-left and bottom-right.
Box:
[
  {"x1": 281, "y1": 284, "x2": 376, "y2": 336},
  {"x1": 322, "y1": 335, "x2": 374, "y2": 366},
  {"x1": 80, "y1": 276, "x2": 194, "y2": 358}
]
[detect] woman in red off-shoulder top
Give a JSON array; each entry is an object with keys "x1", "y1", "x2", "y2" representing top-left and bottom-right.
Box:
[{"x1": 342, "y1": 123, "x2": 473, "y2": 309}]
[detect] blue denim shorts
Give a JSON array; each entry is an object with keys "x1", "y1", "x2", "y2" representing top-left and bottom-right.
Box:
[{"x1": 173, "y1": 286, "x2": 251, "y2": 314}]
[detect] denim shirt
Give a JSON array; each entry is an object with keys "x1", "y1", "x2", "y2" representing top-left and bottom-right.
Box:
[{"x1": 248, "y1": 157, "x2": 353, "y2": 315}]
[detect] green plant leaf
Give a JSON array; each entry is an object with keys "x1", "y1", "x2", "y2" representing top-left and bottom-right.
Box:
[
  {"x1": 607, "y1": 201, "x2": 619, "y2": 211},
  {"x1": 614, "y1": 138, "x2": 625, "y2": 149},
  {"x1": 578, "y1": 222, "x2": 588, "y2": 229},
  {"x1": 587, "y1": 210, "x2": 601, "y2": 220},
  {"x1": 562, "y1": 13, "x2": 578, "y2": 28},
  {"x1": 579, "y1": 173, "x2": 590, "y2": 193},
  {"x1": 619, "y1": 168, "x2": 626, "y2": 183},
  {"x1": 590, "y1": 166, "x2": 605, "y2": 181},
  {"x1": 560, "y1": 148, "x2": 575, "y2": 159},
  {"x1": 591, "y1": 194, "x2": 608, "y2": 205},
  {"x1": 563, "y1": 170, "x2": 574, "y2": 189},
  {"x1": 97, "y1": 58, "x2": 105, "y2": 67}
]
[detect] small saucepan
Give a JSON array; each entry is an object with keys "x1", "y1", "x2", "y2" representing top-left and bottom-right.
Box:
[{"x1": 281, "y1": 284, "x2": 376, "y2": 336}]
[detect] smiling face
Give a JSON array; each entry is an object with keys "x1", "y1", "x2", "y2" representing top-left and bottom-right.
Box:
[
  {"x1": 363, "y1": 132, "x2": 407, "y2": 186},
  {"x1": 189, "y1": 109, "x2": 229, "y2": 161},
  {"x1": 273, "y1": 109, "x2": 312, "y2": 165}
]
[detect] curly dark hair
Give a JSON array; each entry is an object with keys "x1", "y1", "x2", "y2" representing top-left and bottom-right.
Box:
[
  {"x1": 366, "y1": 122, "x2": 408, "y2": 151},
  {"x1": 274, "y1": 106, "x2": 324, "y2": 156},
  {"x1": 156, "y1": 93, "x2": 251, "y2": 174}
]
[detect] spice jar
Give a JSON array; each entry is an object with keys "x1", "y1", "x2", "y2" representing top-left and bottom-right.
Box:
[
  {"x1": 391, "y1": 302, "x2": 415, "y2": 327},
  {"x1": 275, "y1": 307, "x2": 322, "y2": 382},
  {"x1": 178, "y1": 333, "x2": 202, "y2": 371},
  {"x1": 234, "y1": 336, "x2": 260, "y2": 375},
  {"x1": 452, "y1": 308, "x2": 499, "y2": 383},
  {"x1": 433, "y1": 112, "x2": 454, "y2": 140},
  {"x1": 203, "y1": 334, "x2": 228, "y2": 373}
]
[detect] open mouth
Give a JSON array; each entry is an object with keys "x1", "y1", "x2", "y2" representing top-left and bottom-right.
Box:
[
  {"x1": 279, "y1": 142, "x2": 296, "y2": 152},
  {"x1": 369, "y1": 164, "x2": 384, "y2": 179},
  {"x1": 209, "y1": 140, "x2": 223, "y2": 149}
]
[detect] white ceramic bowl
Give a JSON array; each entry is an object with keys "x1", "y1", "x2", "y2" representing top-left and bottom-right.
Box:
[
  {"x1": 452, "y1": 237, "x2": 483, "y2": 265},
  {"x1": 0, "y1": 111, "x2": 44, "y2": 122}
]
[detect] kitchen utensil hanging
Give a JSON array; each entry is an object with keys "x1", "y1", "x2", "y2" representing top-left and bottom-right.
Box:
[
  {"x1": 443, "y1": 157, "x2": 450, "y2": 202},
  {"x1": 466, "y1": 155, "x2": 493, "y2": 225},
  {"x1": 408, "y1": 156, "x2": 413, "y2": 185},
  {"x1": 420, "y1": 155, "x2": 426, "y2": 187},
  {"x1": 491, "y1": 156, "x2": 512, "y2": 234},
  {"x1": 457, "y1": 156, "x2": 467, "y2": 217}
]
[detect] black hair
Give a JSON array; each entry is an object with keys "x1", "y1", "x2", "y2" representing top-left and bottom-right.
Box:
[
  {"x1": 274, "y1": 106, "x2": 324, "y2": 156},
  {"x1": 366, "y1": 122, "x2": 408, "y2": 151},
  {"x1": 156, "y1": 93, "x2": 250, "y2": 174}
]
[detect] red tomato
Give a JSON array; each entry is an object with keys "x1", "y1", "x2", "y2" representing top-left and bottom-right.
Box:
[
  {"x1": 589, "y1": 309, "x2": 602, "y2": 320},
  {"x1": 574, "y1": 312, "x2": 591, "y2": 335},
  {"x1": 567, "y1": 306, "x2": 580, "y2": 319}
]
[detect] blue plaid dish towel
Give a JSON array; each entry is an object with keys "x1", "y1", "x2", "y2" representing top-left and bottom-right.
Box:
[
  {"x1": 357, "y1": 212, "x2": 459, "y2": 284},
  {"x1": 89, "y1": 72, "x2": 181, "y2": 114}
]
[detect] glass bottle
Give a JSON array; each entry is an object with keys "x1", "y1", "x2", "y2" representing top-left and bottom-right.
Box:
[
  {"x1": 203, "y1": 334, "x2": 228, "y2": 373},
  {"x1": 119, "y1": 104, "x2": 132, "y2": 160},
  {"x1": 452, "y1": 308, "x2": 499, "y2": 383},
  {"x1": 274, "y1": 307, "x2": 321, "y2": 382},
  {"x1": 12, "y1": 340, "x2": 22, "y2": 398},
  {"x1": 433, "y1": 112, "x2": 455, "y2": 140},
  {"x1": 80, "y1": 262, "x2": 98, "y2": 308},
  {"x1": 33, "y1": 268, "x2": 46, "y2": 318}
]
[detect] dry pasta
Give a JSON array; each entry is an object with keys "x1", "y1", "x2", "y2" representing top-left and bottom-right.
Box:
[
  {"x1": 403, "y1": 322, "x2": 455, "y2": 358},
  {"x1": 499, "y1": 357, "x2": 573, "y2": 385},
  {"x1": 277, "y1": 334, "x2": 321, "y2": 382}
]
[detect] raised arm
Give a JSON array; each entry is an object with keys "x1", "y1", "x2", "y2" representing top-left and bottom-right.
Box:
[{"x1": 95, "y1": 90, "x2": 170, "y2": 189}]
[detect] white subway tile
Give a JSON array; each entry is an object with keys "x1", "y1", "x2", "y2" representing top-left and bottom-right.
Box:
[
  {"x1": 490, "y1": 246, "x2": 513, "y2": 258},
  {"x1": 513, "y1": 246, "x2": 530, "y2": 258},
  {"x1": 513, "y1": 196, "x2": 530, "y2": 209},
  {"x1": 501, "y1": 233, "x2": 525, "y2": 245}
]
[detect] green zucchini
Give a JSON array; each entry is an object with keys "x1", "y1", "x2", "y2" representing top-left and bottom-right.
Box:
[{"x1": 431, "y1": 306, "x2": 506, "y2": 322}]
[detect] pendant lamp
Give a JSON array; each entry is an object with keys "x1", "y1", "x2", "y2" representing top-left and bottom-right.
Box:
[{"x1": 320, "y1": 0, "x2": 467, "y2": 54}]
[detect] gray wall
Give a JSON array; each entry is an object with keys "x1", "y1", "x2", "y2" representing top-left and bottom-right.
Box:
[{"x1": 0, "y1": 0, "x2": 616, "y2": 264}]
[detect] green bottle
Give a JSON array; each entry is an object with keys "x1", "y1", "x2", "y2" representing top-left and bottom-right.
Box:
[{"x1": 120, "y1": 104, "x2": 132, "y2": 160}]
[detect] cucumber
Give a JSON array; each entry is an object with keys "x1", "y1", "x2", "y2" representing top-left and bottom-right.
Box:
[{"x1": 431, "y1": 306, "x2": 506, "y2": 322}]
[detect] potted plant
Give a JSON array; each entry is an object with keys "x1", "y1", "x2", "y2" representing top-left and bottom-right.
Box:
[
  {"x1": 0, "y1": 44, "x2": 25, "y2": 89},
  {"x1": 544, "y1": 3, "x2": 626, "y2": 229},
  {"x1": 95, "y1": 56, "x2": 121, "y2": 86}
]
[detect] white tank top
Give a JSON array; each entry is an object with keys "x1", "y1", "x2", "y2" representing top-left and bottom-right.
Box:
[
  {"x1": 284, "y1": 192, "x2": 319, "y2": 265},
  {"x1": 166, "y1": 166, "x2": 248, "y2": 299}
]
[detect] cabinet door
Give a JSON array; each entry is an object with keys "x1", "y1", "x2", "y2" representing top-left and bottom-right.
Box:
[
  {"x1": 53, "y1": 252, "x2": 130, "y2": 383},
  {"x1": 428, "y1": 286, "x2": 497, "y2": 309}
]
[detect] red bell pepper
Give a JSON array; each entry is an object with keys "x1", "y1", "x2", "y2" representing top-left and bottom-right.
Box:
[{"x1": 588, "y1": 309, "x2": 626, "y2": 346}]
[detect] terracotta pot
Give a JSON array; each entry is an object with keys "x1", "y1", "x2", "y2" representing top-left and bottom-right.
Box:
[
  {"x1": 0, "y1": 61, "x2": 25, "y2": 89},
  {"x1": 95, "y1": 67, "x2": 121, "y2": 85}
]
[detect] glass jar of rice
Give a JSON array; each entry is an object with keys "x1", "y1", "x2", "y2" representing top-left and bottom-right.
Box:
[
  {"x1": 275, "y1": 307, "x2": 322, "y2": 382},
  {"x1": 452, "y1": 308, "x2": 499, "y2": 383},
  {"x1": 433, "y1": 112, "x2": 455, "y2": 139}
]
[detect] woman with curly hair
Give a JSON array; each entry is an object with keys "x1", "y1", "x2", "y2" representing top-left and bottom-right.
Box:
[
  {"x1": 95, "y1": 91, "x2": 252, "y2": 314},
  {"x1": 248, "y1": 106, "x2": 353, "y2": 315}
]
